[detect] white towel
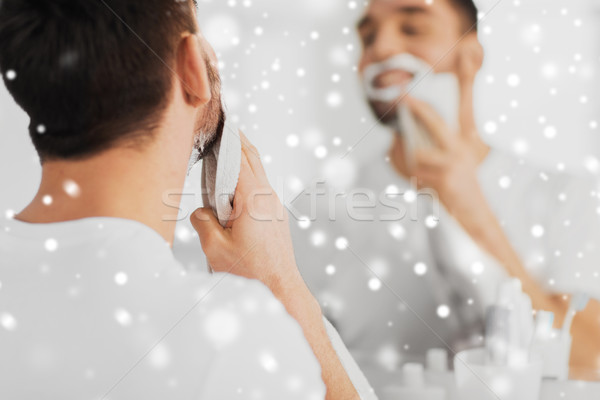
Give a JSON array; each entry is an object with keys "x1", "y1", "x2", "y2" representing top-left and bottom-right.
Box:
[{"x1": 201, "y1": 121, "x2": 242, "y2": 227}]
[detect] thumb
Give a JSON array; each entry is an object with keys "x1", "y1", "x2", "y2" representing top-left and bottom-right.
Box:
[{"x1": 189, "y1": 207, "x2": 229, "y2": 254}]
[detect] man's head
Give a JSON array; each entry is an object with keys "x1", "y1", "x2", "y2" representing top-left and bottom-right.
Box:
[
  {"x1": 357, "y1": 0, "x2": 481, "y2": 123},
  {"x1": 0, "y1": 0, "x2": 223, "y2": 163}
]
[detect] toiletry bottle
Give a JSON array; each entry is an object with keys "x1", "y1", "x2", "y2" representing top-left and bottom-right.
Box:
[
  {"x1": 489, "y1": 279, "x2": 531, "y2": 367},
  {"x1": 530, "y1": 307, "x2": 575, "y2": 380},
  {"x1": 531, "y1": 294, "x2": 589, "y2": 381},
  {"x1": 425, "y1": 348, "x2": 458, "y2": 400},
  {"x1": 381, "y1": 363, "x2": 445, "y2": 400}
]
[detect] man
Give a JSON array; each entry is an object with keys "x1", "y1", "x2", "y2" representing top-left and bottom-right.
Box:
[
  {"x1": 0, "y1": 1, "x2": 366, "y2": 398},
  {"x1": 293, "y1": 0, "x2": 600, "y2": 387}
]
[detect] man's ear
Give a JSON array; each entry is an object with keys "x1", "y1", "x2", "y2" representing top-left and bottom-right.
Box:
[
  {"x1": 176, "y1": 34, "x2": 211, "y2": 107},
  {"x1": 459, "y1": 33, "x2": 484, "y2": 72}
]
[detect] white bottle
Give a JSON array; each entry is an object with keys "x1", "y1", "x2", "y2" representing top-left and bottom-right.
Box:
[
  {"x1": 530, "y1": 310, "x2": 571, "y2": 380},
  {"x1": 425, "y1": 348, "x2": 459, "y2": 400},
  {"x1": 380, "y1": 363, "x2": 445, "y2": 400}
]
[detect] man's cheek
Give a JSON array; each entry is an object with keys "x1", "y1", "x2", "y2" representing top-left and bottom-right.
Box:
[{"x1": 422, "y1": 47, "x2": 460, "y2": 74}]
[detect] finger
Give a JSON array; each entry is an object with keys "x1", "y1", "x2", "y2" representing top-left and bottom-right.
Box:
[
  {"x1": 233, "y1": 151, "x2": 257, "y2": 210},
  {"x1": 238, "y1": 131, "x2": 269, "y2": 185},
  {"x1": 457, "y1": 41, "x2": 481, "y2": 138},
  {"x1": 415, "y1": 162, "x2": 443, "y2": 176},
  {"x1": 405, "y1": 96, "x2": 452, "y2": 150},
  {"x1": 234, "y1": 149, "x2": 277, "y2": 222},
  {"x1": 415, "y1": 148, "x2": 448, "y2": 169},
  {"x1": 190, "y1": 207, "x2": 229, "y2": 254},
  {"x1": 238, "y1": 129, "x2": 256, "y2": 156},
  {"x1": 413, "y1": 168, "x2": 441, "y2": 188}
]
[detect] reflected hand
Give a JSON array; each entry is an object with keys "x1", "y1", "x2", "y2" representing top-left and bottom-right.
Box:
[{"x1": 407, "y1": 46, "x2": 490, "y2": 217}]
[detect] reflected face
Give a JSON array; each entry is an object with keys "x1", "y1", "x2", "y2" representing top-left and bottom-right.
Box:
[
  {"x1": 357, "y1": 0, "x2": 468, "y2": 122},
  {"x1": 192, "y1": 33, "x2": 225, "y2": 161}
]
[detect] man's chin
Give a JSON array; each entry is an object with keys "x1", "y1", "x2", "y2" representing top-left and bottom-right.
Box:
[{"x1": 369, "y1": 101, "x2": 399, "y2": 127}]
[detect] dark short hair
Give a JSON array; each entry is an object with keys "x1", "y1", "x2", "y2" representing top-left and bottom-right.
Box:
[
  {"x1": 0, "y1": 0, "x2": 198, "y2": 162},
  {"x1": 450, "y1": 0, "x2": 479, "y2": 32}
]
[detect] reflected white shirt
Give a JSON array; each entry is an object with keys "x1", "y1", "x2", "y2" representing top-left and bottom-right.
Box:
[
  {"x1": 292, "y1": 148, "x2": 600, "y2": 384},
  {"x1": 0, "y1": 216, "x2": 325, "y2": 399}
]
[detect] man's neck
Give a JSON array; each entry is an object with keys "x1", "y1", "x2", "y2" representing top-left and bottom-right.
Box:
[{"x1": 15, "y1": 139, "x2": 191, "y2": 247}]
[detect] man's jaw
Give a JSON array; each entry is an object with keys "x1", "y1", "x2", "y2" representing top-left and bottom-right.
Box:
[
  {"x1": 369, "y1": 100, "x2": 400, "y2": 126},
  {"x1": 367, "y1": 70, "x2": 415, "y2": 126},
  {"x1": 193, "y1": 108, "x2": 226, "y2": 163}
]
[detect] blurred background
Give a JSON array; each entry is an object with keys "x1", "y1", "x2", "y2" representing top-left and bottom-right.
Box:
[{"x1": 1, "y1": 0, "x2": 599, "y2": 269}]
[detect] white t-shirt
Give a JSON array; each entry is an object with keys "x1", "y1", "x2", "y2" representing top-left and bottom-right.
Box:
[
  {"x1": 0, "y1": 216, "x2": 326, "y2": 400},
  {"x1": 292, "y1": 148, "x2": 600, "y2": 386}
]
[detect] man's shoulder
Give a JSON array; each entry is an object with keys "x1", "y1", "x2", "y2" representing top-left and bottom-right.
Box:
[
  {"x1": 158, "y1": 269, "x2": 280, "y2": 312},
  {"x1": 188, "y1": 272, "x2": 281, "y2": 310},
  {"x1": 174, "y1": 272, "x2": 308, "y2": 342},
  {"x1": 148, "y1": 271, "x2": 317, "y2": 360}
]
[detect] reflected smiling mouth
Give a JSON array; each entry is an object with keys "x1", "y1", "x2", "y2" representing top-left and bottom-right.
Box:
[
  {"x1": 373, "y1": 69, "x2": 414, "y2": 90},
  {"x1": 363, "y1": 54, "x2": 431, "y2": 103}
]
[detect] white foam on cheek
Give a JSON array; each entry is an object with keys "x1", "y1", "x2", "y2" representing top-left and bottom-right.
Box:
[
  {"x1": 361, "y1": 52, "x2": 461, "y2": 169},
  {"x1": 362, "y1": 53, "x2": 432, "y2": 102}
]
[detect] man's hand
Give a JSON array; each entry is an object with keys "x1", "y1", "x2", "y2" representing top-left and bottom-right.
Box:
[
  {"x1": 407, "y1": 47, "x2": 490, "y2": 218},
  {"x1": 190, "y1": 132, "x2": 360, "y2": 400},
  {"x1": 190, "y1": 132, "x2": 301, "y2": 296},
  {"x1": 403, "y1": 43, "x2": 510, "y2": 269}
]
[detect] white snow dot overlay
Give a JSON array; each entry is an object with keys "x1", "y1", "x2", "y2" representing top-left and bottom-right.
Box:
[
  {"x1": 1, "y1": 312, "x2": 18, "y2": 331},
  {"x1": 414, "y1": 262, "x2": 428, "y2": 276},
  {"x1": 314, "y1": 145, "x2": 328, "y2": 159},
  {"x1": 437, "y1": 305, "x2": 451, "y2": 319},
  {"x1": 45, "y1": 238, "x2": 58, "y2": 252},
  {"x1": 326, "y1": 91, "x2": 343, "y2": 107},
  {"x1": 311, "y1": 231, "x2": 326, "y2": 247},
  {"x1": 507, "y1": 74, "x2": 520, "y2": 87},
  {"x1": 297, "y1": 216, "x2": 311, "y2": 230},
  {"x1": 404, "y1": 190, "x2": 417, "y2": 203},
  {"x1": 499, "y1": 176, "x2": 511, "y2": 189},
  {"x1": 5, "y1": 70, "x2": 16, "y2": 80},
  {"x1": 115, "y1": 272, "x2": 128, "y2": 286},
  {"x1": 544, "y1": 126, "x2": 557, "y2": 139},
  {"x1": 286, "y1": 134, "x2": 299, "y2": 148},
  {"x1": 484, "y1": 121, "x2": 498, "y2": 134},
  {"x1": 260, "y1": 352, "x2": 279, "y2": 373},
  {"x1": 425, "y1": 215, "x2": 438, "y2": 229},
  {"x1": 204, "y1": 309, "x2": 240, "y2": 347},
  {"x1": 471, "y1": 261, "x2": 485, "y2": 275},
  {"x1": 114, "y1": 308, "x2": 133, "y2": 326},
  {"x1": 63, "y1": 179, "x2": 81, "y2": 198},
  {"x1": 531, "y1": 224, "x2": 545, "y2": 238},
  {"x1": 335, "y1": 237, "x2": 349, "y2": 250},
  {"x1": 388, "y1": 223, "x2": 406, "y2": 241},
  {"x1": 368, "y1": 278, "x2": 382, "y2": 291}
]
